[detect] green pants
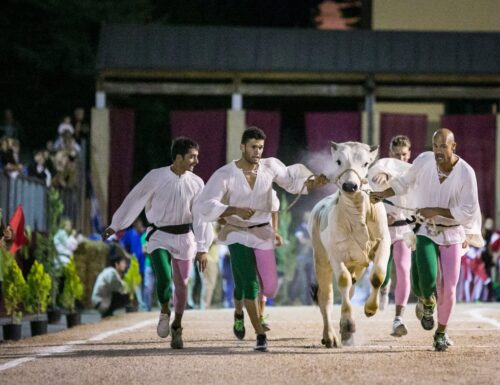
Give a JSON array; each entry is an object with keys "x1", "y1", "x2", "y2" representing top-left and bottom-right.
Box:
[
  {"x1": 149, "y1": 248, "x2": 172, "y2": 304},
  {"x1": 228, "y1": 243, "x2": 259, "y2": 301},
  {"x1": 411, "y1": 235, "x2": 439, "y2": 298},
  {"x1": 381, "y1": 244, "x2": 394, "y2": 288}
]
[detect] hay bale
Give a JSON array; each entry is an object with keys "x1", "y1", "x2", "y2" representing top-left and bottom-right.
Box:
[{"x1": 73, "y1": 240, "x2": 109, "y2": 308}]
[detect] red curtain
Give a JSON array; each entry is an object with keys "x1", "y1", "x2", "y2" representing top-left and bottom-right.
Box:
[
  {"x1": 440, "y1": 114, "x2": 496, "y2": 219},
  {"x1": 109, "y1": 108, "x2": 135, "y2": 219},
  {"x1": 305, "y1": 112, "x2": 362, "y2": 153},
  {"x1": 246, "y1": 110, "x2": 281, "y2": 157},
  {"x1": 170, "y1": 110, "x2": 227, "y2": 182},
  {"x1": 304, "y1": 112, "x2": 362, "y2": 199},
  {"x1": 379, "y1": 113, "x2": 427, "y2": 161}
]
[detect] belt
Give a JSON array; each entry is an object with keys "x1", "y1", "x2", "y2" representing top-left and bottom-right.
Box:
[
  {"x1": 146, "y1": 223, "x2": 192, "y2": 241},
  {"x1": 247, "y1": 222, "x2": 270, "y2": 229},
  {"x1": 389, "y1": 216, "x2": 417, "y2": 228}
]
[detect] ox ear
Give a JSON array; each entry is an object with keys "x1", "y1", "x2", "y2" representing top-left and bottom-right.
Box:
[
  {"x1": 369, "y1": 145, "x2": 379, "y2": 161},
  {"x1": 330, "y1": 141, "x2": 339, "y2": 151}
]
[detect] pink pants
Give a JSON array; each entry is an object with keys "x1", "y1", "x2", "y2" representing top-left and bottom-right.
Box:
[
  {"x1": 436, "y1": 243, "x2": 462, "y2": 325},
  {"x1": 254, "y1": 249, "x2": 279, "y2": 302},
  {"x1": 172, "y1": 258, "x2": 191, "y2": 314},
  {"x1": 393, "y1": 240, "x2": 411, "y2": 307}
]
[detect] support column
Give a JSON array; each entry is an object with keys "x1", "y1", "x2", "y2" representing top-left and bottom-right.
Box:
[
  {"x1": 226, "y1": 109, "x2": 246, "y2": 163},
  {"x1": 496, "y1": 114, "x2": 500, "y2": 227},
  {"x1": 364, "y1": 78, "x2": 376, "y2": 145},
  {"x1": 90, "y1": 107, "x2": 110, "y2": 226}
]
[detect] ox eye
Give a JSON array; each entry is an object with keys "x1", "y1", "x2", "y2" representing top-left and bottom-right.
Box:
[
  {"x1": 364, "y1": 162, "x2": 369, "y2": 167},
  {"x1": 336, "y1": 160, "x2": 341, "y2": 166}
]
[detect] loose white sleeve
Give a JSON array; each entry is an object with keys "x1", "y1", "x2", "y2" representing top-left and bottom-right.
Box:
[
  {"x1": 450, "y1": 168, "x2": 480, "y2": 225},
  {"x1": 194, "y1": 170, "x2": 229, "y2": 222},
  {"x1": 269, "y1": 158, "x2": 313, "y2": 195},
  {"x1": 192, "y1": 183, "x2": 214, "y2": 253},
  {"x1": 390, "y1": 152, "x2": 429, "y2": 196},
  {"x1": 110, "y1": 171, "x2": 156, "y2": 231}
]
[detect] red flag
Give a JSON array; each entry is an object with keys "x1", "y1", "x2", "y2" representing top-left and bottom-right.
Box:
[{"x1": 9, "y1": 205, "x2": 29, "y2": 254}]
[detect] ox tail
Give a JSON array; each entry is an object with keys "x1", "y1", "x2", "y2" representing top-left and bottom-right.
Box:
[{"x1": 310, "y1": 284, "x2": 319, "y2": 305}]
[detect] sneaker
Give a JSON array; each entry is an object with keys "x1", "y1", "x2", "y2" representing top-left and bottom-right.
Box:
[
  {"x1": 421, "y1": 303, "x2": 435, "y2": 331},
  {"x1": 379, "y1": 286, "x2": 389, "y2": 311},
  {"x1": 433, "y1": 331, "x2": 448, "y2": 352},
  {"x1": 415, "y1": 298, "x2": 424, "y2": 320},
  {"x1": 157, "y1": 313, "x2": 170, "y2": 338},
  {"x1": 391, "y1": 318, "x2": 408, "y2": 337},
  {"x1": 233, "y1": 312, "x2": 246, "y2": 340},
  {"x1": 170, "y1": 326, "x2": 183, "y2": 349},
  {"x1": 260, "y1": 314, "x2": 270, "y2": 331},
  {"x1": 254, "y1": 334, "x2": 268, "y2": 352}
]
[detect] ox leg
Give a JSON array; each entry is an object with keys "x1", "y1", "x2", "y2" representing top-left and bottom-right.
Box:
[
  {"x1": 365, "y1": 247, "x2": 390, "y2": 318},
  {"x1": 315, "y1": 254, "x2": 341, "y2": 348},
  {"x1": 331, "y1": 260, "x2": 356, "y2": 346}
]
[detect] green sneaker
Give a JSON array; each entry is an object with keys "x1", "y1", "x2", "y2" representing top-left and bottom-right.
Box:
[
  {"x1": 170, "y1": 326, "x2": 183, "y2": 349},
  {"x1": 415, "y1": 298, "x2": 424, "y2": 320},
  {"x1": 433, "y1": 331, "x2": 448, "y2": 352},
  {"x1": 260, "y1": 314, "x2": 270, "y2": 332},
  {"x1": 233, "y1": 312, "x2": 245, "y2": 340},
  {"x1": 421, "y1": 302, "x2": 435, "y2": 331}
]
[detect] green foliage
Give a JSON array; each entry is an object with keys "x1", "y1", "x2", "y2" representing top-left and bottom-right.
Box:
[
  {"x1": 35, "y1": 187, "x2": 65, "y2": 308},
  {"x1": 59, "y1": 257, "x2": 84, "y2": 313},
  {"x1": 123, "y1": 256, "x2": 142, "y2": 300},
  {"x1": 2, "y1": 253, "x2": 28, "y2": 324},
  {"x1": 25, "y1": 260, "x2": 52, "y2": 318},
  {"x1": 274, "y1": 194, "x2": 297, "y2": 303}
]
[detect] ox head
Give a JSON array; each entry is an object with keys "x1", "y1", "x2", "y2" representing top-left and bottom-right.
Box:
[{"x1": 330, "y1": 141, "x2": 379, "y2": 193}]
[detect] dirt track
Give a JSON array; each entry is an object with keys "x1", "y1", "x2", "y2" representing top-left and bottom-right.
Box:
[{"x1": 1, "y1": 303, "x2": 499, "y2": 385}]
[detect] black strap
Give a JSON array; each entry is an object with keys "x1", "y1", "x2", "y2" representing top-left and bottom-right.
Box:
[
  {"x1": 389, "y1": 216, "x2": 417, "y2": 227},
  {"x1": 146, "y1": 223, "x2": 192, "y2": 242},
  {"x1": 247, "y1": 222, "x2": 270, "y2": 229}
]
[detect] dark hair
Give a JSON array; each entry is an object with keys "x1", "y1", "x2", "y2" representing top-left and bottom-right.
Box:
[
  {"x1": 108, "y1": 244, "x2": 128, "y2": 267},
  {"x1": 389, "y1": 135, "x2": 411, "y2": 151},
  {"x1": 171, "y1": 137, "x2": 199, "y2": 161},
  {"x1": 241, "y1": 126, "x2": 266, "y2": 144}
]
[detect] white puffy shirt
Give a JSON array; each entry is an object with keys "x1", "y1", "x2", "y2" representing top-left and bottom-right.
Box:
[
  {"x1": 389, "y1": 152, "x2": 483, "y2": 247},
  {"x1": 195, "y1": 158, "x2": 313, "y2": 249},
  {"x1": 110, "y1": 167, "x2": 212, "y2": 258}
]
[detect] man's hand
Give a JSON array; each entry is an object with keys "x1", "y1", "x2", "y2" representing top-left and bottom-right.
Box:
[
  {"x1": 306, "y1": 174, "x2": 330, "y2": 191},
  {"x1": 102, "y1": 227, "x2": 115, "y2": 240},
  {"x1": 195, "y1": 252, "x2": 208, "y2": 272},
  {"x1": 233, "y1": 207, "x2": 255, "y2": 220},
  {"x1": 387, "y1": 213, "x2": 397, "y2": 226},
  {"x1": 417, "y1": 208, "x2": 438, "y2": 219},
  {"x1": 274, "y1": 232, "x2": 284, "y2": 247},
  {"x1": 372, "y1": 172, "x2": 389, "y2": 185},
  {"x1": 370, "y1": 188, "x2": 395, "y2": 204}
]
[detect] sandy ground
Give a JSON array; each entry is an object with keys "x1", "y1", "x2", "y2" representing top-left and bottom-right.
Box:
[{"x1": 0, "y1": 303, "x2": 499, "y2": 385}]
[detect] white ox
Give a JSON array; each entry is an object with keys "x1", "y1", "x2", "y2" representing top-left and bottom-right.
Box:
[{"x1": 309, "y1": 142, "x2": 391, "y2": 347}]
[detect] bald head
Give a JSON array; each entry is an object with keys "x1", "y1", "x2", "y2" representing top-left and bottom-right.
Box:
[
  {"x1": 433, "y1": 128, "x2": 457, "y2": 167},
  {"x1": 433, "y1": 128, "x2": 455, "y2": 143}
]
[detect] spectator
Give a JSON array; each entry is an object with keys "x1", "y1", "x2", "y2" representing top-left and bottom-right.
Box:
[
  {"x1": 72, "y1": 108, "x2": 90, "y2": 144},
  {"x1": 51, "y1": 150, "x2": 78, "y2": 189},
  {"x1": 91, "y1": 252, "x2": 130, "y2": 318},
  {"x1": 287, "y1": 211, "x2": 315, "y2": 305},
  {"x1": 0, "y1": 109, "x2": 22, "y2": 140},
  {"x1": 1, "y1": 138, "x2": 23, "y2": 179},
  {"x1": 27, "y1": 149, "x2": 52, "y2": 187},
  {"x1": 54, "y1": 122, "x2": 80, "y2": 158},
  {"x1": 53, "y1": 218, "x2": 79, "y2": 270},
  {"x1": 120, "y1": 218, "x2": 147, "y2": 310}
]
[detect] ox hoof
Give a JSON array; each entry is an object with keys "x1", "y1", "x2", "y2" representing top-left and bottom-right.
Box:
[
  {"x1": 341, "y1": 333, "x2": 355, "y2": 346},
  {"x1": 321, "y1": 337, "x2": 341, "y2": 348},
  {"x1": 340, "y1": 319, "x2": 356, "y2": 334},
  {"x1": 364, "y1": 304, "x2": 378, "y2": 317}
]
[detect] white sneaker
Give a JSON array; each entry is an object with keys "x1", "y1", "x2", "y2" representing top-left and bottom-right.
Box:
[
  {"x1": 157, "y1": 313, "x2": 170, "y2": 338},
  {"x1": 391, "y1": 318, "x2": 408, "y2": 337}
]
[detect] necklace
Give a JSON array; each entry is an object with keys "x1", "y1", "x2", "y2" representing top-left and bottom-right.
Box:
[{"x1": 436, "y1": 165, "x2": 450, "y2": 179}]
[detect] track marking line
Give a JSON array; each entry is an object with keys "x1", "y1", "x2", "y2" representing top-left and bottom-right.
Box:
[
  {"x1": 468, "y1": 308, "x2": 500, "y2": 329},
  {"x1": 0, "y1": 319, "x2": 155, "y2": 372}
]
